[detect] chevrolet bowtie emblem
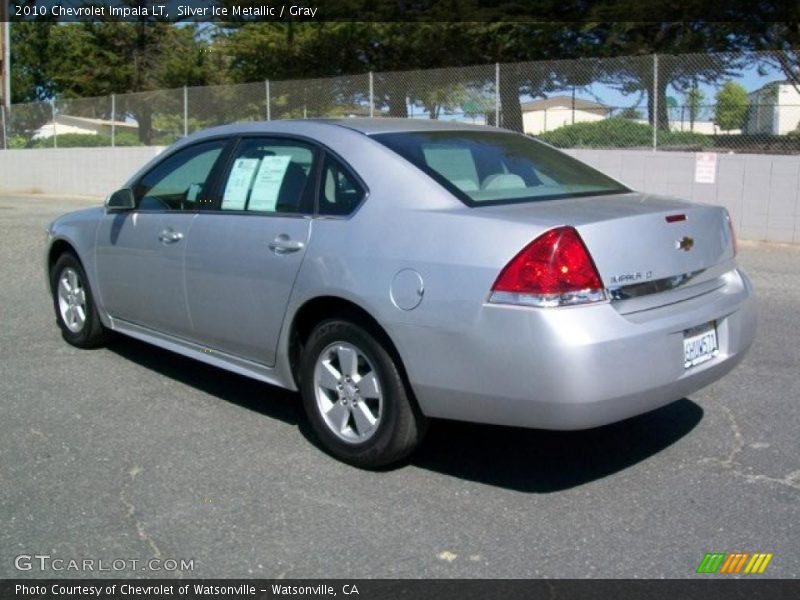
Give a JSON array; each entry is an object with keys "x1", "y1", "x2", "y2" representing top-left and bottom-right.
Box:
[{"x1": 676, "y1": 236, "x2": 695, "y2": 251}]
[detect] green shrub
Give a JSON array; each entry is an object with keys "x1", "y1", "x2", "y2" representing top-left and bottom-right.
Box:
[
  {"x1": 7, "y1": 135, "x2": 29, "y2": 149},
  {"x1": 12, "y1": 131, "x2": 144, "y2": 148},
  {"x1": 113, "y1": 131, "x2": 143, "y2": 146},
  {"x1": 536, "y1": 118, "x2": 710, "y2": 148},
  {"x1": 28, "y1": 133, "x2": 112, "y2": 148}
]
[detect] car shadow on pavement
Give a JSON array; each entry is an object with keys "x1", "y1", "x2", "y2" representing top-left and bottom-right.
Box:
[
  {"x1": 107, "y1": 336, "x2": 304, "y2": 427},
  {"x1": 411, "y1": 399, "x2": 704, "y2": 493},
  {"x1": 107, "y1": 336, "x2": 703, "y2": 493}
]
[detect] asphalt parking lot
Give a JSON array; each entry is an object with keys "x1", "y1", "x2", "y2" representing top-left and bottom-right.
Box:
[{"x1": 1, "y1": 194, "x2": 798, "y2": 579}]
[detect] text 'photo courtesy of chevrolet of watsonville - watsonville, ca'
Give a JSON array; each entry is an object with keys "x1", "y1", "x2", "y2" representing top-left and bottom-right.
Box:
[{"x1": 44, "y1": 119, "x2": 756, "y2": 468}]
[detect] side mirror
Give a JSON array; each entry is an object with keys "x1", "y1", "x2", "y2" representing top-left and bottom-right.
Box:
[{"x1": 106, "y1": 188, "x2": 136, "y2": 211}]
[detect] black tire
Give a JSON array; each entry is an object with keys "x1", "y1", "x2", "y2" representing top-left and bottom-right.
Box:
[
  {"x1": 299, "y1": 319, "x2": 427, "y2": 468},
  {"x1": 50, "y1": 252, "x2": 110, "y2": 348}
]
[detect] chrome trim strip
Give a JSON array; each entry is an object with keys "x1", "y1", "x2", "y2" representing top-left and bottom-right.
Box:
[
  {"x1": 489, "y1": 288, "x2": 607, "y2": 308},
  {"x1": 607, "y1": 269, "x2": 706, "y2": 301}
]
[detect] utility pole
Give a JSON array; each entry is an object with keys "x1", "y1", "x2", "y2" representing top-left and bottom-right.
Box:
[
  {"x1": 1, "y1": 9, "x2": 9, "y2": 150},
  {"x1": 1, "y1": 3, "x2": 9, "y2": 109}
]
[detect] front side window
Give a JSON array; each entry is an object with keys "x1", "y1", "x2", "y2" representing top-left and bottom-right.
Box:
[
  {"x1": 134, "y1": 140, "x2": 226, "y2": 211},
  {"x1": 318, "y1": 154, "x2": 365, "y2": 216},
  {"x1": 219, "y1": 138, "x2": 314, "y2": 214},
  {"x1": 373, "y1": 130, "x2": 629, "y2": 206}
]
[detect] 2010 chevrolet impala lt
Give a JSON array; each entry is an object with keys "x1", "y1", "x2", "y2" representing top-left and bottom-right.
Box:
[{"x1": 44, "y1": 119, "x2": 757, "y2": 467}]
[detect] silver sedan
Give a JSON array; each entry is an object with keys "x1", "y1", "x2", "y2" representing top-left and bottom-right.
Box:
[{"x1": 44, "y1": 119, "x2": 756, "y2": 467}]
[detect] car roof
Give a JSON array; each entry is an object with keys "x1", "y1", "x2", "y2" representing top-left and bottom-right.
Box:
[
  {"x1": 182, "y1": 118, "x2": 508, "y2": 144},
  {"x1": 128, "y1": 118, "x2": 516, "y2": 187},
  {"x1": 317, "y1": 117, "x2": 507, "y2": 135}
]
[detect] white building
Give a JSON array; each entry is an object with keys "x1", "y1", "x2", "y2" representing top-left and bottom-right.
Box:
[
  {"x1": 33, "y1": 114, "x2": 138, "y2": 140},
  {"x1": 521, "y1": 96, "x2": 611, "y2": 134},
  {"x1": 745, "y1": 81, "x2": 800, "y2": 135},
  {"x1": 667, "y1": 119, "x2": 735, "y2": 135}
]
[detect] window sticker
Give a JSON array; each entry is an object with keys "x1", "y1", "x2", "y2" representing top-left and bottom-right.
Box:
[
  {"x1": 222, "y1": 158, "x2": 260, "y2": 210},
  {"x1": 249, "y1": 155, "x2": 292, "y2": 212}
]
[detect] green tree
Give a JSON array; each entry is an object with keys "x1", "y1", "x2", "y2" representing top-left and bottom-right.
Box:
[
  {"x1": 587, "y1": 21, "x2": 749, "y2": 131},
  {"x1": 9, "y1": 21, "x2": 58, "y2": 103},
  {"x1": 14, "y1": 8, "x2": 794, "y2": 138},
  {"x1": 7, "y1": 21, "x2": 61, "y2": 139},
  {"x1": 619, "y1": 107, "x2": 642, "y2": 120},
  {"x1": 220, "y1": 22, "x2": 494, "y2": 118},
  {"x1": 469, "y1": 21, "x2": 593, "y2": 132},
  {"x1": 10, "y1": 18, "x2": 224, "y2": 144},
  {"x1": 461, "y1": 89, "x2": 496, "y2": 123},
  {"x1": 715, "y1": 81, "x2": 749, "y2": 131},
  {"x1": 686, "y1": 86, "x2": 705, "y2": 131},
  {"x1": 47, "y1": 22, "x2": 223, "y2": 143}
]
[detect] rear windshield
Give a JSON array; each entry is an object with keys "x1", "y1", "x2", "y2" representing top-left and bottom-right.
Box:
[{"x1": 373, "y1": 130, "x2": 629, "y2": 206}]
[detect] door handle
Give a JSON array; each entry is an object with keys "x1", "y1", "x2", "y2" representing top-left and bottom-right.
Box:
[
  {"x1": 158, "y1": 229, "x2": 184, "y2": 244},
  {"x1": 269, "y1": 234, "x2": 305, "y2": 254}
]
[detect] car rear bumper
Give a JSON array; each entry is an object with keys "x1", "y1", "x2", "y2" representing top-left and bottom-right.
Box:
[{"x1": 402, "y1": 268, "x2": 756, "y2": 430}]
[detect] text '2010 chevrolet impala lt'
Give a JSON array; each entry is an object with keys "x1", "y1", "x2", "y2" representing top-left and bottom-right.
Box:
[{"x1": 45, "y1": 119, "x2": 756, "y2": 467}]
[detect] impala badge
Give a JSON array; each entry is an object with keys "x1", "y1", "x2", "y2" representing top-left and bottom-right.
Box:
[{"x1": 676, "y1": 236, "x2": 695, "y2": 251}]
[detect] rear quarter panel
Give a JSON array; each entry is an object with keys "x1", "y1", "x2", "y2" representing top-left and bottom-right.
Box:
[{"x1": 281, "y1": 131, "x2": 556, "y2": 400}]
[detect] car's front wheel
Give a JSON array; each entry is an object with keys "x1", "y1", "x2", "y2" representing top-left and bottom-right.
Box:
[
  {"x1": 299, "y1": 319, "x2": 427, "y2": 468},
  {"x1": 51, "y1": 253, "x2": 109, "y2": 348}
]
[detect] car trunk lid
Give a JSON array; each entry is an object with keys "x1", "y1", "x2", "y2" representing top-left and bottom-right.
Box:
[{"x1": 477, "y1": 192, "x2": 736, "y2": 313}]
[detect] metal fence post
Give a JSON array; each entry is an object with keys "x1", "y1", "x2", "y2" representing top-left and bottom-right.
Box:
[
  {"x1": 111, "y1": 94, "x2": 116, "y2": 148},
  {"x1": 1, "y1": 105, "x2": 7, "y2": 150},
  {"x1": 265, "y1": 79, "x2": 271, "y2": 120},
  {"x1": 5, "y1": 52, "x2": 788, "y2": 154},
  {"x1": 652, "y1": 54, "x2": 658, "y2": 151},
  {"x1": 495, "y1": 63, "x2": 501, "y2": 127},
  {"x1": 52, "y1": 99, "x2": 57, "y2": 149},
  {"x1": 494, "y1": 63, "x2": 500, "y2": 127},
  {"x1": 369, "y1": 71, "x2": 374, "y2": 118}
]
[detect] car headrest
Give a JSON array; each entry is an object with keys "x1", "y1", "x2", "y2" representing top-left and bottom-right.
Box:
[{"x1": 481, "y1": 173, "x2": 526, "y2": 191}]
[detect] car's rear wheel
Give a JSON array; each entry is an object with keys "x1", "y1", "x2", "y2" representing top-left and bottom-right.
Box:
[
  {"x1": 299, "y1": 319, "x2": 427, "y2": 468},
  {"x1": 51, "y1": 253, "x2": 109, "y2": 348}
]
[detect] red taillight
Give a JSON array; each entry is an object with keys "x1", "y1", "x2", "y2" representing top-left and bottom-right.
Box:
[{"x1": 490, "y1": 226, "x2": 606, "y2": 307}]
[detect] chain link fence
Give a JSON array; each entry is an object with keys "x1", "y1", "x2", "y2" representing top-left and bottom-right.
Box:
[{"x1": 2, "y1": 51, "x2": 799, "y2": 154}]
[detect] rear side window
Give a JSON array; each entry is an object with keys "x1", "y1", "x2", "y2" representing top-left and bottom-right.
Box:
[
  {"x1": 373, "y1": 131, "x2": 629, "y2": 206},
  {"x1": 219, "y1": 138, "x2": 315, "y2": 214},
  {"x1": 318, "y1": 154, "x2": 365, "y2": 216}
]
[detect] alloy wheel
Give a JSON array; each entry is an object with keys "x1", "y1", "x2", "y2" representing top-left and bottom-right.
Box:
[
  {"x1": 313, "y1": 341, "x2": 383, "y2": 443},
  {"x1": 57, "y1": 267, "x2": 87, "y2": 333}
]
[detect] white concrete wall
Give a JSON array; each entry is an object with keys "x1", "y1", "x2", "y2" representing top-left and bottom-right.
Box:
[
  {"x1": 0, "y1": 146, "x2": 163, "y2": 197},
  {"x1": 0, "y1": 146, "x2": 797, "y2": 244},
  {"x1": 568, "y1": 149, "x2": 800, "y2": 244}
]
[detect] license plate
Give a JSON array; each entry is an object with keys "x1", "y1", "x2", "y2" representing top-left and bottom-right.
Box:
[{"x1": 683, "y1": 321, "x2": 719, "y2": 369}]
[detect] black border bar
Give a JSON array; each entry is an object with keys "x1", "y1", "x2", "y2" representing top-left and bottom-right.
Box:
[
  {"x1": 3, "y1": 579, "x2": 800, "y2": 600},
  {"x1": 7, "y1": 0, "x2": 800, "y2": 23}
]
